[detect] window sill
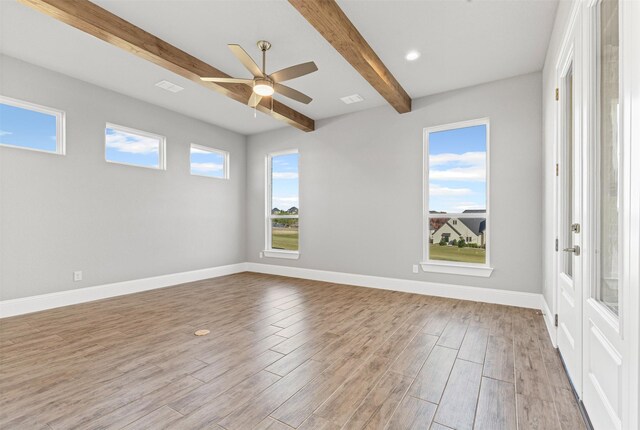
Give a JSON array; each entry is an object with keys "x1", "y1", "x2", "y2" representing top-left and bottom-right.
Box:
[
  {"x1": 420, "y1": 262, "x2": 493, "y2": 277},
  {"x1": 263, "y1": 250, "x2": 300, "y2": 260}
]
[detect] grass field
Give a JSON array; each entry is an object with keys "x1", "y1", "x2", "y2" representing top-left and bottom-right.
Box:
[
  {"x1": 429, "y1": 244, "x2": 486, "y2": 264},
  {"x1": 272, "y1": 227, "x2": 299, "y2": 251}
]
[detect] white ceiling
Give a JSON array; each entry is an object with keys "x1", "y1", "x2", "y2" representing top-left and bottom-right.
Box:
[{"x1": 0, "y1": 0, "x2": 558, "y2": 135}]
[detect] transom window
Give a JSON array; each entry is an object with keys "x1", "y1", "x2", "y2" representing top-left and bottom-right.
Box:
[
  {"x1": 422, "y1": 118, "x2": 492, "y2": 277},
  {"x1": 105, "y1": 123, "x2": 165, "y2": 170},
  {"x1": 265, "y1": 150, "x2": 299, "y2": 258},
  {"x1": 190, "y1": 144, "x2": 229, "y2": 179},
  {"x1": 0, "y1": 95, "x2": 65, "y2": 154}
]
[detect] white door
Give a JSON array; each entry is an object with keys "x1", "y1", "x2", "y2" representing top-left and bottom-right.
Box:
[
  {"x1": 556, "y1": 16, "x2": 584, "y2": 394},
  {"x1": 581, "y1": 1, "x2": 624, "y2": 428}
]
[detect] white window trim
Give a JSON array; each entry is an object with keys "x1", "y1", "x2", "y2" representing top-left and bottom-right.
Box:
[
  {"x1": 189, "y1": 143, "x2": 229, "y2": 180},
  {"x1": 421, "y1": 117, "x2": 493, "y2": 277},
  {"x1": 264, "y1": 149, "x2": 300, "y2": 260},
  {"x1": 0, "y1": 95, "x2": 66, "y2": 155},
  {"x1": 105, "y1": 122, "x2": 166, "y2": 170}
]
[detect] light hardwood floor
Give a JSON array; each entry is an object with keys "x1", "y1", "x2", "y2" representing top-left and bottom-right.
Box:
[{"x1": 0, "y1": 272, "x2": 587, "y2": 430}]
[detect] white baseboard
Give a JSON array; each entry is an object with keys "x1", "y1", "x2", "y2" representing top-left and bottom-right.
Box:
[
  {"x1": 1, "y1": 261, "x2": 546, "y2": 318},
  {"x1": 246, "y1": 263, "x2": 544, "y2": 310},
  {"x1": 541, "y1": 296, "x2": 557, "y2": 347},
  {"x1": 0, "y1": 263, "x2": 248, "y2": 318}
]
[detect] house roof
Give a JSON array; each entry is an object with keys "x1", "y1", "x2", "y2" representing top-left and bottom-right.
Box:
[{"x1": 459, "y1": 218, "x2": 486, "y2": 236}]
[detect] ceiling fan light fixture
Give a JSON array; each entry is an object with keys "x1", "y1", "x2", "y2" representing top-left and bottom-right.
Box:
[{"x1": 253, "y1": 80, "x2": 274, "y2": 97}]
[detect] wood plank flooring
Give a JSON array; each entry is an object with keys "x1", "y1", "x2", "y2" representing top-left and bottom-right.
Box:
[{"x1": 0, "y1": 272, "x2": 587, "y2": 430}]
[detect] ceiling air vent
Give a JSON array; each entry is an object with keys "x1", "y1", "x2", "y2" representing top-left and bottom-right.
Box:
[
  {"x1": 155, "y1": 80, "x2": 184, "y2": 93},
  {"x1": 340, "y1": 94, "x2": 364, "y2": 104}
]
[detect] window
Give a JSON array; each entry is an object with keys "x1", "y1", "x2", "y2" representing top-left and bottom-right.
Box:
[
  {"x1": 190, "y1": 144, "x2": 229, "y2": 179},
  {"x1": 0, "y1": 96, "x2": 65, "y2": 154},
  {"x1": 105, "y1": 123, "x2": 165, "y2": 169},
  {"x1": 594, "y1": 0, "x2": 620, "y2": 315},
  {"x1": 265, "y1": 150, "x2": 299, "y2": 259},
  {"x1": 422, "y1": 118, "x2": 492, "y2": 277}
]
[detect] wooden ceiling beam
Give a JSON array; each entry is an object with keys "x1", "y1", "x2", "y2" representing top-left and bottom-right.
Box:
[
  {"x1": 18, "y1": 0, "x2": 315, "y2": 132},
  {"x1": 289, "y1": 0, "x2": 411, "y2": 114}
]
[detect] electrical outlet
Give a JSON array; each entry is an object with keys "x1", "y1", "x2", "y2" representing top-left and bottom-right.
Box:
[
  {"x1": 412, "y1": 265, "x2": 419, "y2": 274},
  {"x1": 73, "y1": 271, "x2": 83, "y2": 281},
  {"x1": 259, "y1": 252, "x2": 264, "y2": 259}
]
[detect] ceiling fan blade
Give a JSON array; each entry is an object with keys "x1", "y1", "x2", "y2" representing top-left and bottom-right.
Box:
[
  {"x1": 200, "y1": 77, "x2": 254, "y2": 84},
  {"x1": 274, "y1": 83, "x2": 312, "y2": 104},
  {"x1": 228, "y1": 44, "x2": 263, "y2": 78},
  {"x1": 270, "y1": 62, "x2": 318, "y2": 83},
  {"x1": 248, "y1": 92, "x2": 263, "y2": 108}
]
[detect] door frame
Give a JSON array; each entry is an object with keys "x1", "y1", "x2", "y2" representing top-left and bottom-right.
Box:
[
  {"x1": 619, "y1": 1, "x2": 640, "y2": 428},
  {"x1": 554, "y1": 0, "x2": 584, "y2": 395},
  {"x1": 550, "y1": 1, "x2": 640, "y2": 429}
]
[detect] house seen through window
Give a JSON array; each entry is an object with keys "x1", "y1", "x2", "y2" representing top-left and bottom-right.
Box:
[
  {"x1": 267, "y1": 150, "x2": 299, "y2": 252},
  {"x1": 425, "y1": 120, "x2": 489, "y2": 266}
]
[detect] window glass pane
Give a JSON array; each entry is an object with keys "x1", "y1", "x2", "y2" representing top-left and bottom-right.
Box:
[
  {"x1": 0, "y1": 102, "x2": 58, "y2": 153},
  {"x1": 190, "y1": 146, "x2": 227, "y2": 178},
  {"x1": 428, "y1": 124, "x2": 486, "y2": 213},
  {"x1": 105, "y1": 126, "x2": 162, "y2": 169},
  {"x1": 271, "y1": 153, "x2": 299, "y2": 214},
  {"x1": 596, "y1": 0, "x2": 619, "y2": 315},
  {"x1": 271, "y1": 218, "x2": 299, "y2": 251},
  {"x1": 429, "y1": 216, "x2": 486, "y2": 264}
]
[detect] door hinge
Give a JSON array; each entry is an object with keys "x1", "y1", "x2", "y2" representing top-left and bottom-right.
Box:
[
  {"x1": 555, "y1": 238, "x2": 559, "y2": 252},
  {"x1": 556, "y1": 163, "x2": 559, "y2": 176},
  {"x1": 555, "y1": 314, "x2": 559, "y2": 327},
  {"x1": 555, "y1": 88, "x2": 559, "y2": 101}
]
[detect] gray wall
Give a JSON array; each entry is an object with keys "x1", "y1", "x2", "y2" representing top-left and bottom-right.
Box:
[
  {"x1": 0, "y1": 56, "x2": 246, "y2": 300},
  {"x1": 247, "y1": 72, "x2": 543, "y2": 294}
]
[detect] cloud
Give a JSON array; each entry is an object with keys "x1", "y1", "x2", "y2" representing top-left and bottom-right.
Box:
[
  {"x1": 429, "y1": 151, "x2": 485, "y2": 167},
  {"x1": 430, "y1": 167, "x2": 486, "y2": 181},
  {"x1": 106, "y1": 129, "x2": 159, "y2": 154},
  {"x1": 429, "y1": 151, "x2": 486, "y2": 181},
  {"x1": 191, "y1": 162, "x2": 223, "y2": 173},
  {"x1": 273, "y1": 172, "x2": 299, "y2": 180},
  {"x1": 273, "y1": 196, "x2": 299, "y2": 208},
  {"x1": 0, "y1": 130, "x2": 12, "y2": 137},
  {"x1": 191, "y1": 147, "x2": 213, "y2": 154},
  {"x1": 430, "y1": 185, "x2": 472, "y2": 196}
]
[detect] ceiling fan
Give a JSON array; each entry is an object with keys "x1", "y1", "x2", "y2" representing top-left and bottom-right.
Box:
[{"x1": 201, "y1": 40, "x2": 318, "y2": 108}]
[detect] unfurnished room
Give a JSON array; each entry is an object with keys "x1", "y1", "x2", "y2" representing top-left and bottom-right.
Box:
[{"x1": 0, "y1": 0, "x2": 639, "y2": 429}]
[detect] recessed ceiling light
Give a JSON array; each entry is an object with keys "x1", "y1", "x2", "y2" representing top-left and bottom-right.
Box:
[
  {"x1": 340, "y1": 94, "x2": 364, "y2": 104},
  {"x1": 405, "y1": 50, "x2": 421, "y2": 61},
  {"x1": 155, "y1": 80, "x2": 184, "y2": 93}
]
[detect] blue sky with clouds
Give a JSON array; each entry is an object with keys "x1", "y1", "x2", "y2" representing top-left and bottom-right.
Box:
[
  {"x1": 191, "y1": 146, "x2": 225, "y2": 178},
  {"x1": 0, "y1": 103, "x2": 57, "y2": 152},
  {"x1": 429, "y1": 124, "x2": 487, "y2": 213},
  {"x1": 272, "y1": 153, "x2": 299, "y2": 211},
  {"x1": 105, "y1": 127, "x2": 162, "y2": 168}
]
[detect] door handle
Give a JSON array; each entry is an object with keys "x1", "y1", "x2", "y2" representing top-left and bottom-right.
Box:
[{"x1": 563, "y1": 245, "x2": 580, "y2": 256}]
